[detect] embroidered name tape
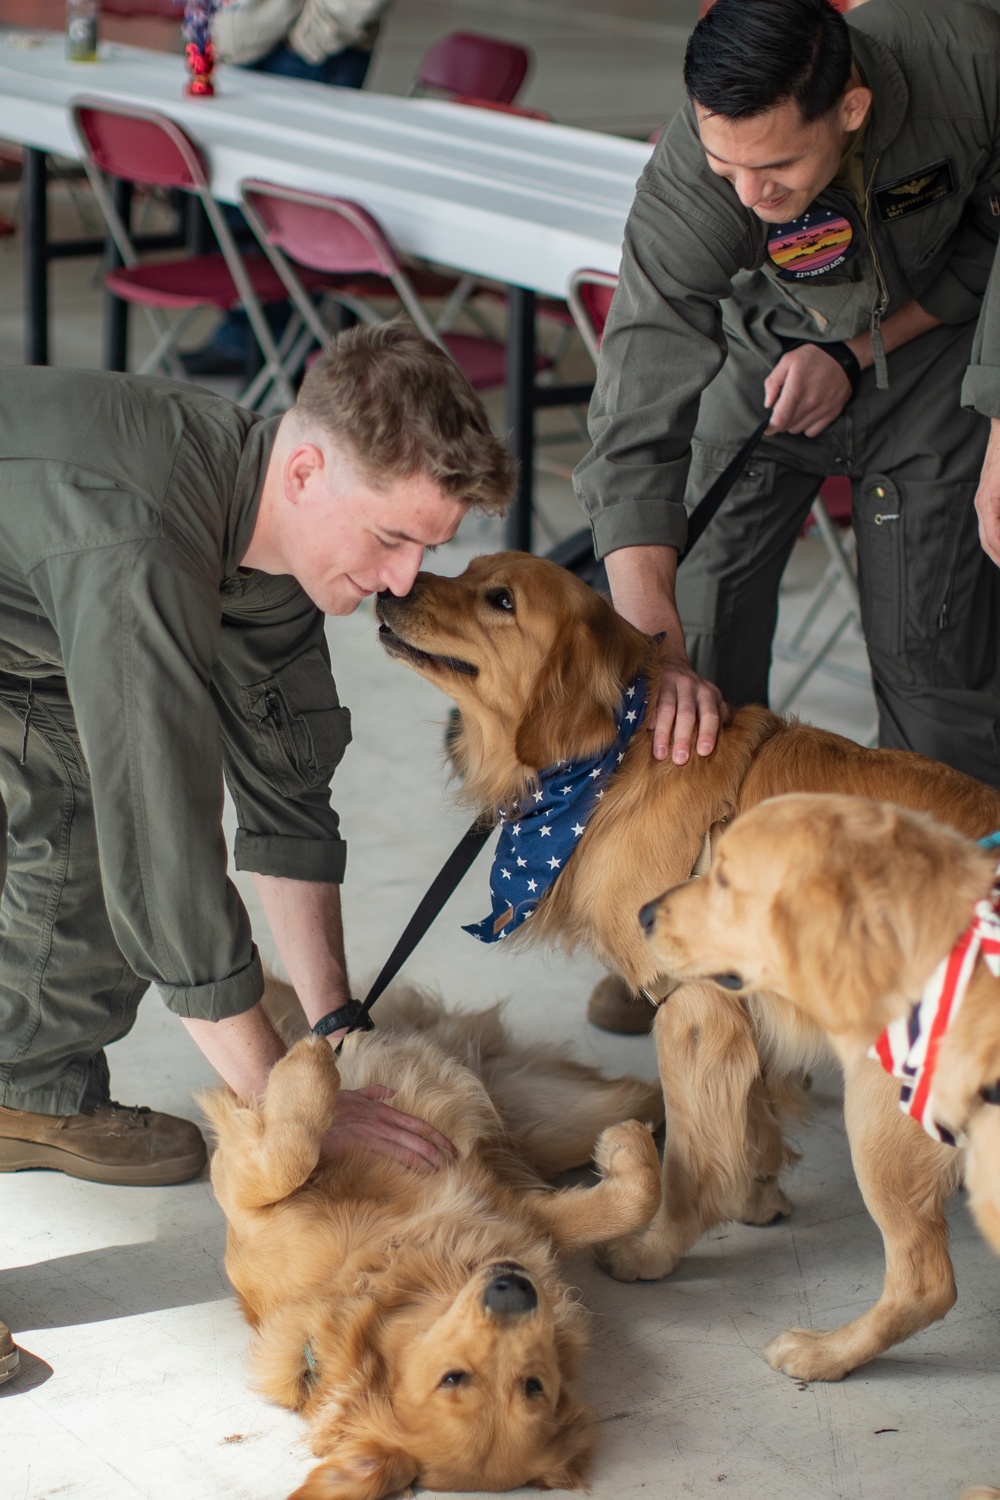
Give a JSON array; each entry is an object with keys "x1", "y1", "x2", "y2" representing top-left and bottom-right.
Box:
[
  {"x1": 873, "y1": 159, "x2": 954, "y2": 223},
  {"x1": 767, "y1": 206, "x2": 856, "y2": 281}
]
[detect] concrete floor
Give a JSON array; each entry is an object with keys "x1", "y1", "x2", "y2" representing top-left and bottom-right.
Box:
[{"x1": 2, "y1": 1, "x2": 999, "y2": 1497}]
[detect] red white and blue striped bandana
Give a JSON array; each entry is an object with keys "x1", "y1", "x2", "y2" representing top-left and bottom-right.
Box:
[
  {"x1": 870, "y1": 859, "x2": 1000, "y2": 1147},
  {"x1": 464, "y1": 671, "x2": 649, "y2": 945}
]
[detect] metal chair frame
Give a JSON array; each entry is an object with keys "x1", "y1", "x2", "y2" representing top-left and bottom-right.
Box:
[{"x1": 69, "y1": 97, "x2": 295, "y2": 405}]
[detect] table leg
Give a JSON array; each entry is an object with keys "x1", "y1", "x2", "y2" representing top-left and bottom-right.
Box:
[
  {"x1": 23, "y1": 148, "x2": 48, "y2": 366},
  {"x1": 505, "y1": 283, "x2": 535, "y2": 553},
  {"x1": 104, "y1": 177, "x2": 132, "y2": 372}
]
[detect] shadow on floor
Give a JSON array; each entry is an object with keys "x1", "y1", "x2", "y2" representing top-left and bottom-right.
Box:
[{"x1": 4, "y1": 1233, "x2": 232, "y2": 1331}]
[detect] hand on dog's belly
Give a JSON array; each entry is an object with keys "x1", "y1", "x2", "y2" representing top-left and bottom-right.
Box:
[{"x1": 320, "y1": 1085, "x2": 458, "y2": 1174}]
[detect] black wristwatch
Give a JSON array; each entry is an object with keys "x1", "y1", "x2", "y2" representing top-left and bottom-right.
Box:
[
  {"x1": 779, "y1": 336, "x2": 862, "y2": 396},
  {"x1": 312, "y1": 999, "x2": 375, "y2": 1037}
]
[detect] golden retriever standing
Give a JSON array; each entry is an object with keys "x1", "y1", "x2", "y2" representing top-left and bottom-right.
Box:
[
  {"x1": 639, "y1": 794, "x2": 1000, "y2": 1258},
  {"x1": 204, "y1": 980, "x2": 662, "y2": 1500},
  {"x1": 376, "y1": 551, "x2": 1000, "y2": 1382}
]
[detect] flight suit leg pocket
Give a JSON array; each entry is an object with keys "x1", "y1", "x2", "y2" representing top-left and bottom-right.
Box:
[{"x1": 854, "y1": 472, "x2": 906, "y2": 670}]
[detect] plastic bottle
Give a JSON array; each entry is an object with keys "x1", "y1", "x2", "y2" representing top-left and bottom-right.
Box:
[{"x1": 66, "y1": 0, "x2": 98, "y2": 62}]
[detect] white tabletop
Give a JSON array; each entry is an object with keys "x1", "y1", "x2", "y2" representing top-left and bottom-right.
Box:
[{"x1": 0, "y1": 31, "x2": 651, "y2": 296}]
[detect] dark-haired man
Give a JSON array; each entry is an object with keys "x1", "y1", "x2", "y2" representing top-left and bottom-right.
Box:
[
  {"x1": 0, "y1": 324, "x2": 513, "y2": 1194},
  {"x1": 576, "y1": 0, "x2": 1000, "y2": 794}
]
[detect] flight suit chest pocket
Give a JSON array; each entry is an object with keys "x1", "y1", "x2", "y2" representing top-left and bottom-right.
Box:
[{"x1": 240, "y1": 647, "x2": 352, "y2": 796}]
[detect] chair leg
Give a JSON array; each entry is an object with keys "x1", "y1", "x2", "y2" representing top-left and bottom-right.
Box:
[{"x1": 135, "y1": 305, "x2": 199, "y2": 377}]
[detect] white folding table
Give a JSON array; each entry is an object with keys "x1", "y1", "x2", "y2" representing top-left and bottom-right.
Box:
[{"x1": 0, "y1": 31, "x2": 651, "y2": 545}]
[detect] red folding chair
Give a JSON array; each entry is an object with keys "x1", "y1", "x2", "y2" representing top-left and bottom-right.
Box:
[
  {"x1": 567, "y1": 268, "x2": 619, "y2": 363},
  {"x1": 239, "y1": 180, "x2": 550, "y2": 409},
  {"x1": 69, "y1": 98, "x2": 305, "y2": 403},
  {"x1": 410, "y1": 31, "x2": 531, "y2": 105}
]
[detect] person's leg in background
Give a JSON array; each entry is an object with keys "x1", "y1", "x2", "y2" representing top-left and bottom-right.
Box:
[
  {"x1": 849, "y1": 319, "x2": 1000, "y2": 789},
  {"x1": 0, "y1": 672, "x2": 206, "y2": 1182},
  {"x1": 674, "y1": 310, "x2": 846, "y2": 704}
]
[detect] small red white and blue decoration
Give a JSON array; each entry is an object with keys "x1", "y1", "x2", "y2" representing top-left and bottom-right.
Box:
[{"x1": 871, "y1": 857, "x2": 1000, "y2": 1146}]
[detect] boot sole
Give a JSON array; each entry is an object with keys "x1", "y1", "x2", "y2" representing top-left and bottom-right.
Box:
[
  {"x1": 0, "y1": 1346, "x2": 19, "y2": 1384},
  {"x1": 0, "y1": 1137, "x2": 206, "y2": 1186}
]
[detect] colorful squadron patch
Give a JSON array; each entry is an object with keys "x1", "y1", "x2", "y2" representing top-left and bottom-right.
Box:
[{"x1": 766, "y1": 206, "x2": 856, "y2": 281}]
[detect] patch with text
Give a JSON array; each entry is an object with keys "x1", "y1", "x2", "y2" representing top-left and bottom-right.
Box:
[
  {"x1": 766, "y1": 207, "x2": 856, "y2": 281},
  {"x1": 873, "y1": 159, "x2": 954, "y2": 222}
]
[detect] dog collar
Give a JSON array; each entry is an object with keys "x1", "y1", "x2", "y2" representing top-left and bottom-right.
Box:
[
  {"x1": 870, "y1": 856, "x2": 1000, "y2": 1146},
  {"x1": 464, "y1": 671, "x2": 649, "y2": 945}
]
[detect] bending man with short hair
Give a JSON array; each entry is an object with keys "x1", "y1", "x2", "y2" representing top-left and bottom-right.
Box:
[
  {"x1": 0, "y1": 323, "x2": 514, "y2": 1189},
  {"x1": 576, "y1": 0, "x2": 1000, "y2": 787}
]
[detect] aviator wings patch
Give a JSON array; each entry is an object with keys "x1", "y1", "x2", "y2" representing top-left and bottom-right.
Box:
[{"x1": 874, "y1": 160, "x2": 954, "y2": 222}]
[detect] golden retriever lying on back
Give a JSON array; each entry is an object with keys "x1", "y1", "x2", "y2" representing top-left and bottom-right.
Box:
[
  {"x1": 376, "y1": 551, "x2": 1000, "y2": 1383},
  {"x1": 640, "y1": 794, "x2": 1000, "y2": 1256},
  {"x1": 204, "y1": 980, "x2": 662, "y2": 1500}
]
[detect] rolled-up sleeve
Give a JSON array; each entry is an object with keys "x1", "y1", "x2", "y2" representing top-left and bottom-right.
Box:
[
  {"x1": 573, "y1": 113, "x2": 752, "y2": 560},
  {"x1": 28, "y1": 535, "x2": 264, "y2": 1021}
]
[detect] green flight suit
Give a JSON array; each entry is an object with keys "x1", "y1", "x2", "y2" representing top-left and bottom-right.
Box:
[
  {"x1": 575, "y1": 0, "x2": 1000, "y2": 787},
  {"x1": 0, "y1": 369, "x2": 350, "y2": 1112}
]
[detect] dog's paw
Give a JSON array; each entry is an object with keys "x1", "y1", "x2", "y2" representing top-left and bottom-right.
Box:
[
  {"x1": 739, "y1": 1174, "x2": 793, "y2": 1227},
  {"x1": 596, "y1": 1205, "x2": 683, "y2": 1283},
  {"x1": 264, "y1": 1036, "x2": 342, "y2": 1134},
  {"x1": 594, "y1": 1118, "x2": 658, "y2": 1181},
  {"x1": 592, "y1": 1119, "x2": 661, "y2": 1230},
  {"x1": 762, "y1": 1327, "x2": 853, "y2": 1383}
]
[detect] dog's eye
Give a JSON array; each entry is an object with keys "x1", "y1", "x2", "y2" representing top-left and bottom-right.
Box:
[
  {"x1": 438, "y1": 1370, "x2": 468, "y2": 1388},
  {"x1": 524, "y1": 1377, "x2": 544, "y2": 1397},
  {"x1": 486, "y1": 588, "x2": 515, "y2": 613}
]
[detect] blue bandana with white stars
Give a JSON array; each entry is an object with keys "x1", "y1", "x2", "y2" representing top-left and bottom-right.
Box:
[{"x1": 463, "y1": 671, "x2": 649, "y2": 944}]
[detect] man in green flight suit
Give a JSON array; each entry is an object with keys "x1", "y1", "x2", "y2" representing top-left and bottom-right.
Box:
[
  {"x1": 575, "y1": 0, "x2": 1000, "y2": 1032},
  {"x1": 0, "y1": 324, "x2": 513, "y2": 1198}
]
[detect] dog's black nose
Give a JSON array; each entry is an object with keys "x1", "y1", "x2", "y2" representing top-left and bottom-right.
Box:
[
  {"x1": 483, "y1": 1272, "x2": 538, "y2": 1316},
  {"x1": 638, "y1": 899, "x2": 661, "y2": 932},
  {"x1": 712, "y1": 972, "x2": 745, "y2": 991}
]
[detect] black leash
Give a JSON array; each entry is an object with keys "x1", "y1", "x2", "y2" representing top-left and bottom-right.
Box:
[
  {"x1": 678, "y1": 414, "x2": 769, "y2": 560},
  {"x1": 313, "y1": 415, "x2": 771, "y2": 1043},
  {"x1": 312, "y1": 818, "x2": 494, "y2": 1042}
]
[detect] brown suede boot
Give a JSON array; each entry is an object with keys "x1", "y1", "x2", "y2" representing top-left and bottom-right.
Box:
[
  {"x1": 0, "y1": 1100, "x2": 207, "y2": 1186},
  {"x1": 586, "y1": 974, "x2": 656, "y2": 1035},
  {"x1": 0, "y1": 1319, "x2": 18, "y2": 1386}
]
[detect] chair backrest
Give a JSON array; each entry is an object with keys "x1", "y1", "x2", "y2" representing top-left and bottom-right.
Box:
[
  {"x1": 98, "y1": 0, "x2": 182, "y2": 15},
  {"x1": 413, "y1": 31, "x2": 530, "y2": 105},
  {"x1": 240, "y1": 181, "x2": 398, "y2": 278},
  {"x1": 452, "y1": 95, "x2": 551, "y2": 121},
  {"x1": 71, "y1": 100, "x2": 207, "y2": 190},
  {"x1": 567, "y1": 269, "x2": 618, "y2": 363}
]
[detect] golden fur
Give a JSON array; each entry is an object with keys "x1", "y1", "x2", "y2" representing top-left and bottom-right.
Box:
[
  {"x1": 203, "y1": 979, "x2": 663, "y2": 1499},
  {"x1": 641, "y1": 794, "x2": 1000, "y2": 1257},
  {"x1": 377, "y1": 550, "x2": 1000, "y2": 1383}
]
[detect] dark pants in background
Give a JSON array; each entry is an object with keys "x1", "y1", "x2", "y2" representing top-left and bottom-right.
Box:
[{"x1": 675, "y1": 316, "x2": 1000, "y2": 790}]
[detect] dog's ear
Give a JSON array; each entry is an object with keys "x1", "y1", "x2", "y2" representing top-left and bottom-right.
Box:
[
  {"x1": 288, "y1": 1442, "x2": 418, "y2": 1500},
  {"x1": 770, "y1": 864, "x2": 905, "y2": 1034},
  {"x1": 530, "y1": 1393, "x2": 594, "y2": 1491},
  {"x1": 515, "y1": 601, "x2": 646, "y2": 770}
]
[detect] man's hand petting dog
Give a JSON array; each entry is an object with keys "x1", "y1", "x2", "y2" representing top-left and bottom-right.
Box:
[
  {"x1": 321, "y1": 1081, "x2": 458, "y2": 1173},
  {"x1": 650, "y1": 645, "x2": 725, "y2": 766}
]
